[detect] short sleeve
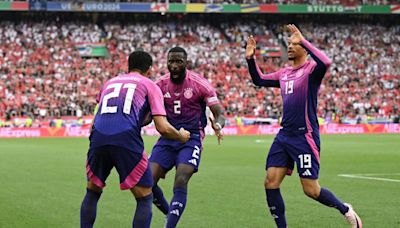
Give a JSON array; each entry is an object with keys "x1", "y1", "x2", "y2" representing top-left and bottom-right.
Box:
[
  {"x1": 95, "y1": 87, "x2": 103, "y2": 103},
  {"x1": 144, "y1": 80, "x2": 167, "y2": 116},
  {"x1": 201, "y1": 80, "x2": 219, "y2": 107}
]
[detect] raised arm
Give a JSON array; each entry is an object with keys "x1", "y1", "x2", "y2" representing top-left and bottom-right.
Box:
[
  {"x1": 245, "y1": 35, "x2": 280, "y2": 88},
  {"x1": 287, "y1": 24, "x2": 332, "y2": 79}
]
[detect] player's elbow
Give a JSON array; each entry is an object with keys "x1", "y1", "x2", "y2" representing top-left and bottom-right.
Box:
[
  {"x1": 251, "y1": 78, "x2": 264, "y2": 87},
  {"x1": 324, "y1": 58, "x2": 332, "y2": 68}
]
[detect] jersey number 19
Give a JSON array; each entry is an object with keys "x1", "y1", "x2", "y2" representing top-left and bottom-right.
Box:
[{"x1": 285, "y1": 80, "x2": 294, "y2": 95}]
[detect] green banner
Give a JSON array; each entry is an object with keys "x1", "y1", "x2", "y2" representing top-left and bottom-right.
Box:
[
  {"x1": 307, "y1": 5, "x2": 390, "y2": 13},
  {"x1": 168, "y1": 3, "x2": 185, "y2": 13},
  {"x1": 223, "y1": 4, "x2": 240, "y2": 13},
  {"x1": 76, "y1": 44, "x2": 108, "y2": 57},
  {"x1": 278, "y1": 4, "x2": 308, "y2": 13},
  {"x1": 0, "y1": 2, "x2": 11, "y2": 10},
  {"x1": 361, "y1": 5, "x2": 390, "y2": 13}
]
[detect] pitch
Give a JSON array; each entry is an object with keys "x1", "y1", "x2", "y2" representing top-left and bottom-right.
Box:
[{"x1": 0, "y1": 134, "x2": 399, "y2": 227}]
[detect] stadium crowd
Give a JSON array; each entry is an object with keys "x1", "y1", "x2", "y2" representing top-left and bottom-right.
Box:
[{"x1": 0, "y1": 15, "x2": 398, "y2": 126}]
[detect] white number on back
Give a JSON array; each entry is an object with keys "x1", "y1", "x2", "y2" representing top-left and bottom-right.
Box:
[{"x1": 101, "y1": 83, "x2": 137, "y2": 114}]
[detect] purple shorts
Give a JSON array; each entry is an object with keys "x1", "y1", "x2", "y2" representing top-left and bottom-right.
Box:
[
  {"x1": 266, "y1": 130, "x2": 321, "y2": 179},
  {"x1": 149, "y1": 134, "x2": 203, "y2": 174},
  {"x1": 86, "y1": 145, "x2": 153, "y2": 190}
]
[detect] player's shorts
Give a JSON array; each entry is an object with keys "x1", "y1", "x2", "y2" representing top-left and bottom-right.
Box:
[
  {"x1": 86, "y1": 145, "x2": 153, "y2": 190},
  {"x1": 149, "y1": 133, "x2": 204, "y2": 174},
  {"x1": 266, "y1": 129, "x2": 321, "y2": 179}
]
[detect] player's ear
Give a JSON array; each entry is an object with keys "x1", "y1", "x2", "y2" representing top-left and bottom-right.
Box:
[
  {"x1": 302, "y1": 47, "x2": 307, "y2": 55},
  {"x1": 145, "y1": 70, "x2": 150, "y2": 77}
]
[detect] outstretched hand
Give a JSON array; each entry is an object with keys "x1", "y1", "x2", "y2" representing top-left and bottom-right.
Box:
[
  {"x1": 209, "y1": 117, "x2": 223, "y2": 145},
  {"x1": 287, "y1": 24, "x2": 304, "y2": 44},
  {"x1": 246, "y1": 35, "x2": 256, "y2": 59}
]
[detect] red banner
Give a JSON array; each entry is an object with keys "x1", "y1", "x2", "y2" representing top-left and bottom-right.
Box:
[{"x1": 0, "y1": 124, "x2": 399, "y2": 138}]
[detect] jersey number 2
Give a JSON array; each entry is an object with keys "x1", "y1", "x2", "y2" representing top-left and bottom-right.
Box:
[
  {"x1": 101, "y1": 83, "x2": 137, "y2": 114},
  {"x1": 174, "y1": 100, "x2": 181, "y2": 114}
]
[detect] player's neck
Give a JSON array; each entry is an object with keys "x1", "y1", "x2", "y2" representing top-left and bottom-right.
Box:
[
  {"x1": 291, "y1": 55, "x2": 307, "y2": 68},
  {"x1": 129, "y1": 69, "x2": 146, "y2": 75}
]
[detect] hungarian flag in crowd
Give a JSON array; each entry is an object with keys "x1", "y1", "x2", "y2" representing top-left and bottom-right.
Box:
[
  {"x1": 75, "y1": 43, "x2": 108, "y2": 57},
  {"x1": 260, "y1": 46, "x2": 281, "y2": 57}
]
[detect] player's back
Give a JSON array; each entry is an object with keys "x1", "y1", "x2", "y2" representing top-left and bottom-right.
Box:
[{"x1": 91, "y1": 72, "x2": 154, "y2": 152}]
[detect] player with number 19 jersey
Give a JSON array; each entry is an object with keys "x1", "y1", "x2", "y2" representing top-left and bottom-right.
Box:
[{"x1": 247, "y1": 38, "x2": 331, "y2": 179}]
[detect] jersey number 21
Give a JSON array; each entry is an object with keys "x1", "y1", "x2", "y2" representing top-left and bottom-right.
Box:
[{"x1": 101, "y1": 83, "x2": 137, "y2": 114}]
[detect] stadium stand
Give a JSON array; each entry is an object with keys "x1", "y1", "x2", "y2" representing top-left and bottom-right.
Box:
[{"x1": 0, "y1": 13, "x2": 398, "y2": 126}]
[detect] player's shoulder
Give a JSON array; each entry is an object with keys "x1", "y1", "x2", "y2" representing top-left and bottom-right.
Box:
[
  {"x1": 280, "y1": 65, "x2": 292, "y2": 73},
  {"x1": 298, "y1": 60, "x2": 318, "y2": 74},
  {"x1": 307, "y1": 59, "x2": 318, "y2": 68},
  {"x1": 155, "y1": 73, "x2": 170, "y2": 85},
  {"x1": 187, "y1": 70, "x2": 212, "y2": 88},
  {"x1": 118, "y1": 72, "x2": 158, "y2": 90}
]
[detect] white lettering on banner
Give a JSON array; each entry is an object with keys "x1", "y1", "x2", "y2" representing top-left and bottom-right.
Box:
[
  {"x1": 0, "y1": 128, "x2": 41, "y2": 138},
  {"x1": 220, "y1": 127, "x2": 238, "y2": 135},
  {"x1": 323, "y1": 124, "x2": 364, "y2": 134},
  {"x1": 307, "y1": 5, "x2": 344, "y2": 13},
  {"x1": 257, "y1": 125, "x2": 281, "y2": 135},
  {"x1": 60, "y1": 3, "x2": 71, "y2": 10},
  {"x1": 84, "y1": 3, "x2": 120, "y2": 11},
  {"x1": 0, "y1": 124, "x2": 398, "y2": 138},
  {"x1": 384, "y1": 124, "x2": 400, "y2": 133},
  {"x1": 65, "y1": 127, "x2": 90, "y2": 137}
]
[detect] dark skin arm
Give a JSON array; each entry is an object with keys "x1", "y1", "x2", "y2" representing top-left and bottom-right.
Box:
[
  {"x1": 141, "y1": 112, "x2": 153, "y2": 127},
  {"x1": 153, "y1": 115, "x2": 190, "y2": 143},
  {"x1": 208, "y1": 103, "x2": 225, "y2": 145}
]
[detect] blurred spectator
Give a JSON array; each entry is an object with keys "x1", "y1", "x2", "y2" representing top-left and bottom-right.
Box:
[{"x1": 0, "y1": 14, "x2": 398, "y2": 127}]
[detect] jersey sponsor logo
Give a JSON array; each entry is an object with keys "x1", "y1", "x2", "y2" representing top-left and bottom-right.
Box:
[
  {"x1": 207, "y1": 96, "x2": 218, "y2": 103},
  {"x1": 184, "y1": 88, "x2": 193, "y2": 99},
  {"x1": 164, "y1": 92, "x2": 171, "y2": 98},
  {"x1": 302, "y1": 169, "x2": 312, "y2": 176}
]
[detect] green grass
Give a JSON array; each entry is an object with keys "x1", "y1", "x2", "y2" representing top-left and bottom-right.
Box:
[{"x1": 0, "y1": 134, "x2": 399, "y2": 228}]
